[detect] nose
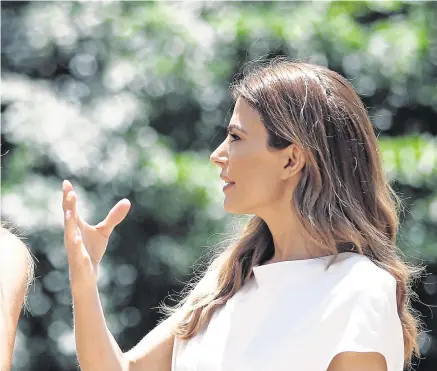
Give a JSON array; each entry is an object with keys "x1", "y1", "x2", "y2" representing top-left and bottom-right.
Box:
[{"x1": 210, "y1": 141, "x2": 228, "y2": 169}]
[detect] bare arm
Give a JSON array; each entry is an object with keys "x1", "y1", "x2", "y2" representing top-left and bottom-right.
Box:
[
  {"x1": 124, "y1": 316, "x2": 176, "y2": 371},
  {"x1": 0, "y1": 231, "x2": 32, "y2": 370},
  {"x1": 70, "y1": 282, "x2": 127, "y2": 371},
  {"x1": 63, "y1": 180, "x2": 176, "y2": 371},
  {"x1": 72, "y1": 279, "x2": 175, "y2": 371},
  {"x1": 327, "y1": 352, "x2": 388, "y2": 371}
]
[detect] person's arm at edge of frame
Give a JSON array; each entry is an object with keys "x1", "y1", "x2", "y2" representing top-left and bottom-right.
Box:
[{"x1": 0, "y1": 230, "x2": 34, "y2": 370}]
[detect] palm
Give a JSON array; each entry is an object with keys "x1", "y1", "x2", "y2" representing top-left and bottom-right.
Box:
[
  {"x1": 77, "y1": 221, "x2": 110, "y2": 266},
  {"x1": 63, "y1": 180, "x2": 131, "y2": 268}
]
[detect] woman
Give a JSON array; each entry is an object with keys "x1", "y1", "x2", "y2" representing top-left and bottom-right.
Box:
[
  {"x1": 63, "y1": 59, "x2": 422, "y2": 371},
  {"x1": 0, "y1": 223, "x2": 35, "y2": 370}
]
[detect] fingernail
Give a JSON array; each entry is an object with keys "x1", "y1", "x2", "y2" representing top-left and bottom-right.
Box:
[{"x1": 65, "y1": 210, "x2": 71, "y2": 220}]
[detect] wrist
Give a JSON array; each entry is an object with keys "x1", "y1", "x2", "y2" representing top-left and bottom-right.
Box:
[
  {"x1": 70, "y1": 279, "x2": 98, "y2": 299},
  {"x1": 69, "y1": 269, "x2": 98, "y2": 295}
]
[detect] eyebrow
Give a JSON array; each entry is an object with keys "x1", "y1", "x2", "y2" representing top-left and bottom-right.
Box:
[{"x1": 227, "y1": 124, "x2": 247, "y2": 135}]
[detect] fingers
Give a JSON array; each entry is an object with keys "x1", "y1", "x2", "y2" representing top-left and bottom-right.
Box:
[
  {"x1": 62, "y1": 181, "x2": 89, "y2": 233},
  {"x1": 63, "y1": 189, "x2": 95, "y2": 287},
  {"x1": 76, "y1": 213, "x2": 87, "y2": 234},
  {"x1": 64, "y1": 191, "x2": 82, "y2": 252},
  {"x1": 96, "y1": 199, "x2": 131, "y2": 237},
  {"x1": 62, "y1": 180, "x2": 131, "y2": 240},
  {"x1": 62, "y1": 180, "x2": 73, "y2": 212}
]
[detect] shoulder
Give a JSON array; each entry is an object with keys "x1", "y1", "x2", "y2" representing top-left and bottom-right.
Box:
[
  {"x1": 324, "y1": 253, "x2": 402, "y2": 340},
  {"x1": 330, "y1": 253, "x2": 397, "y2": 299},
  {"x1": 0, "y1": 227, "x2": 34, "y2": 310},
  {"x1": 191, "y1": 266, "x2": 220, "y2": 293},
  {"x1": 0, "y1": 226, "x2": 34, "y2": 370},
  {"x1": 0, "y1": 227, "x2": 31, "y2": 261},
  {"x1": 324, "y1": 254, "x2": 404, "y2": 371},
  {"x1": 0, "y1": 228, "x2": 33, "y2": 288}
]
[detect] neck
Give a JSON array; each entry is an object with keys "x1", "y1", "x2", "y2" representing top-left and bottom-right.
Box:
[{"x1": 258, "y1": 203, "x2": 326, "y2": 264}]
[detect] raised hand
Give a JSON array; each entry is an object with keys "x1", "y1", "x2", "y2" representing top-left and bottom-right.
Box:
[{"x1": 62, "y1": 180, "x2": 131, "y2": 289}]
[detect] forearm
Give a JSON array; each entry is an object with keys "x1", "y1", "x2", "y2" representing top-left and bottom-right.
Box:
[{"x1": 72, "y1": 284, "x2": 128, "y2": 371}]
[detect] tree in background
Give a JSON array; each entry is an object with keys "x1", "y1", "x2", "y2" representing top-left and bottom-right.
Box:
[{"x1": 1, "y1": 1, "x2": 436, "y2": 370}]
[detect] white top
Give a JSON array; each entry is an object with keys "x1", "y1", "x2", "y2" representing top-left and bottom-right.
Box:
[{"x1": 172, "y1": 252, "x2": 404, "y2": 371}]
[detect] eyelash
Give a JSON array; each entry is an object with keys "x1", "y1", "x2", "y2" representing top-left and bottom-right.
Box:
[{"x1": 228, "y1": 132, "x2": 240, "y2": 142}]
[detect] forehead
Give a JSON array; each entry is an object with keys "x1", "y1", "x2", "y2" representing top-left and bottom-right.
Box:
[{"x1": 231, "y1": 97, "x2": 264, "y2": 133}]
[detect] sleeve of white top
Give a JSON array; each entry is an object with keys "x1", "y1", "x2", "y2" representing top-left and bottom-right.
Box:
[{"x1": 330, "y1": 273, "x2": 404, "y2": 371}]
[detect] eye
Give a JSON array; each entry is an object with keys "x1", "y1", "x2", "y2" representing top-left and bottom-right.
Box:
[{"x1": 228, "y1": 132, "x2": 240, "y2": 142}]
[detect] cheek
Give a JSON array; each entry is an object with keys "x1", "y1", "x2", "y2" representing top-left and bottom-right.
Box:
[
  {"x1": 252, "y1": 157, "x2": 285, "y2": 197},
  {"x1": 229, "y1": 145, "x2": 281, "y2": 192},
  {"x1": 241, "y1": 158, "x2": 280, "y2": 192}
]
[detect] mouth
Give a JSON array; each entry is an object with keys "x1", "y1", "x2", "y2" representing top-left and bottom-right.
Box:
[{"x1": 223, "y1": 182, "x2": 235, "y2": 191}]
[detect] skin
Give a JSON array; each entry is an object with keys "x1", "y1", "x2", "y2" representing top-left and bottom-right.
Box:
[
  {"x1": 210, "y1": 97, "x2": 325, "y2": 263},
  {"x1": 63, "y1": 96, "x2": 388, "y2": 370},
  {"x1": 327, "y1": 352, "x2": 388, "y2": 371},
  {"x1": 0, "y1": 230, "x2": 31, "y2": 370},
  {"x1": 210, "y1": 97, "x2": 388, "y2": 370},
  {"x1": 63, "y1": 181, "x2": 175, "y2": 371}
]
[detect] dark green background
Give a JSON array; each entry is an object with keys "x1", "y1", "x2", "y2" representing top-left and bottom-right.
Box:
[{"x1": 1, "y1": 1, "x2": 436, "y2": 370}]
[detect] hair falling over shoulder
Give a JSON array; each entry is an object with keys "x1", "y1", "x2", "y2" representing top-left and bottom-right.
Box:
[{"x1": 160, "y1": 58, "x2": 424, "y2": 369}]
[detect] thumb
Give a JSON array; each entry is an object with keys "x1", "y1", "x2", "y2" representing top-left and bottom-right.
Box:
[{"x1": 96, "y1": 199, "x2": 131, "y2": 237}]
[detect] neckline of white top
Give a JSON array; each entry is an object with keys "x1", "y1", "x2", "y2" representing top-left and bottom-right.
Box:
[{"x1": 252, "y1": 251, "x2": 364, "y2": 286}]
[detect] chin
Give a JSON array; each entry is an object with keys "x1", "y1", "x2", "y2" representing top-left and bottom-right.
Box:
[
  {"x1": 223, "y1": 200, "x2": 252, "y2": 215},
  {"x1": 223, "y1": 199, "x2": 239, "y2": 214}
]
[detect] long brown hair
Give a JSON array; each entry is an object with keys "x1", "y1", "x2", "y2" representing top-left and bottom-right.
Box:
[{"x1": 161, "y1": 58, "x2": 423, "y2": 368}]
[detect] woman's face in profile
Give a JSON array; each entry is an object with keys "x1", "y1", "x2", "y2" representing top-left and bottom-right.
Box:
[{"x1": 210, "y1": 97, "x2": 290, "y2": 216}]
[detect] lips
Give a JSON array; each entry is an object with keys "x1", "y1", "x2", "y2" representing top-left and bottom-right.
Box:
[
  {"x1": 220, "y1": 175, "x2": 235, "y2": 184},
  {"x1": 223, "y1": 182, "x2": 235, "y2": 191}
]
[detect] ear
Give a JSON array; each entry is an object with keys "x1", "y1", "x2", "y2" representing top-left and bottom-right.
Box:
[{"x1": 280, "y1": 144, "x2": 306, "y2": 181}]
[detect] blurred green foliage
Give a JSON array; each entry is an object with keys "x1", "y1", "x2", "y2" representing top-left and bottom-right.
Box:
[{"x1": 1, "y1": 1, "x2": 436, "y2": 370}]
